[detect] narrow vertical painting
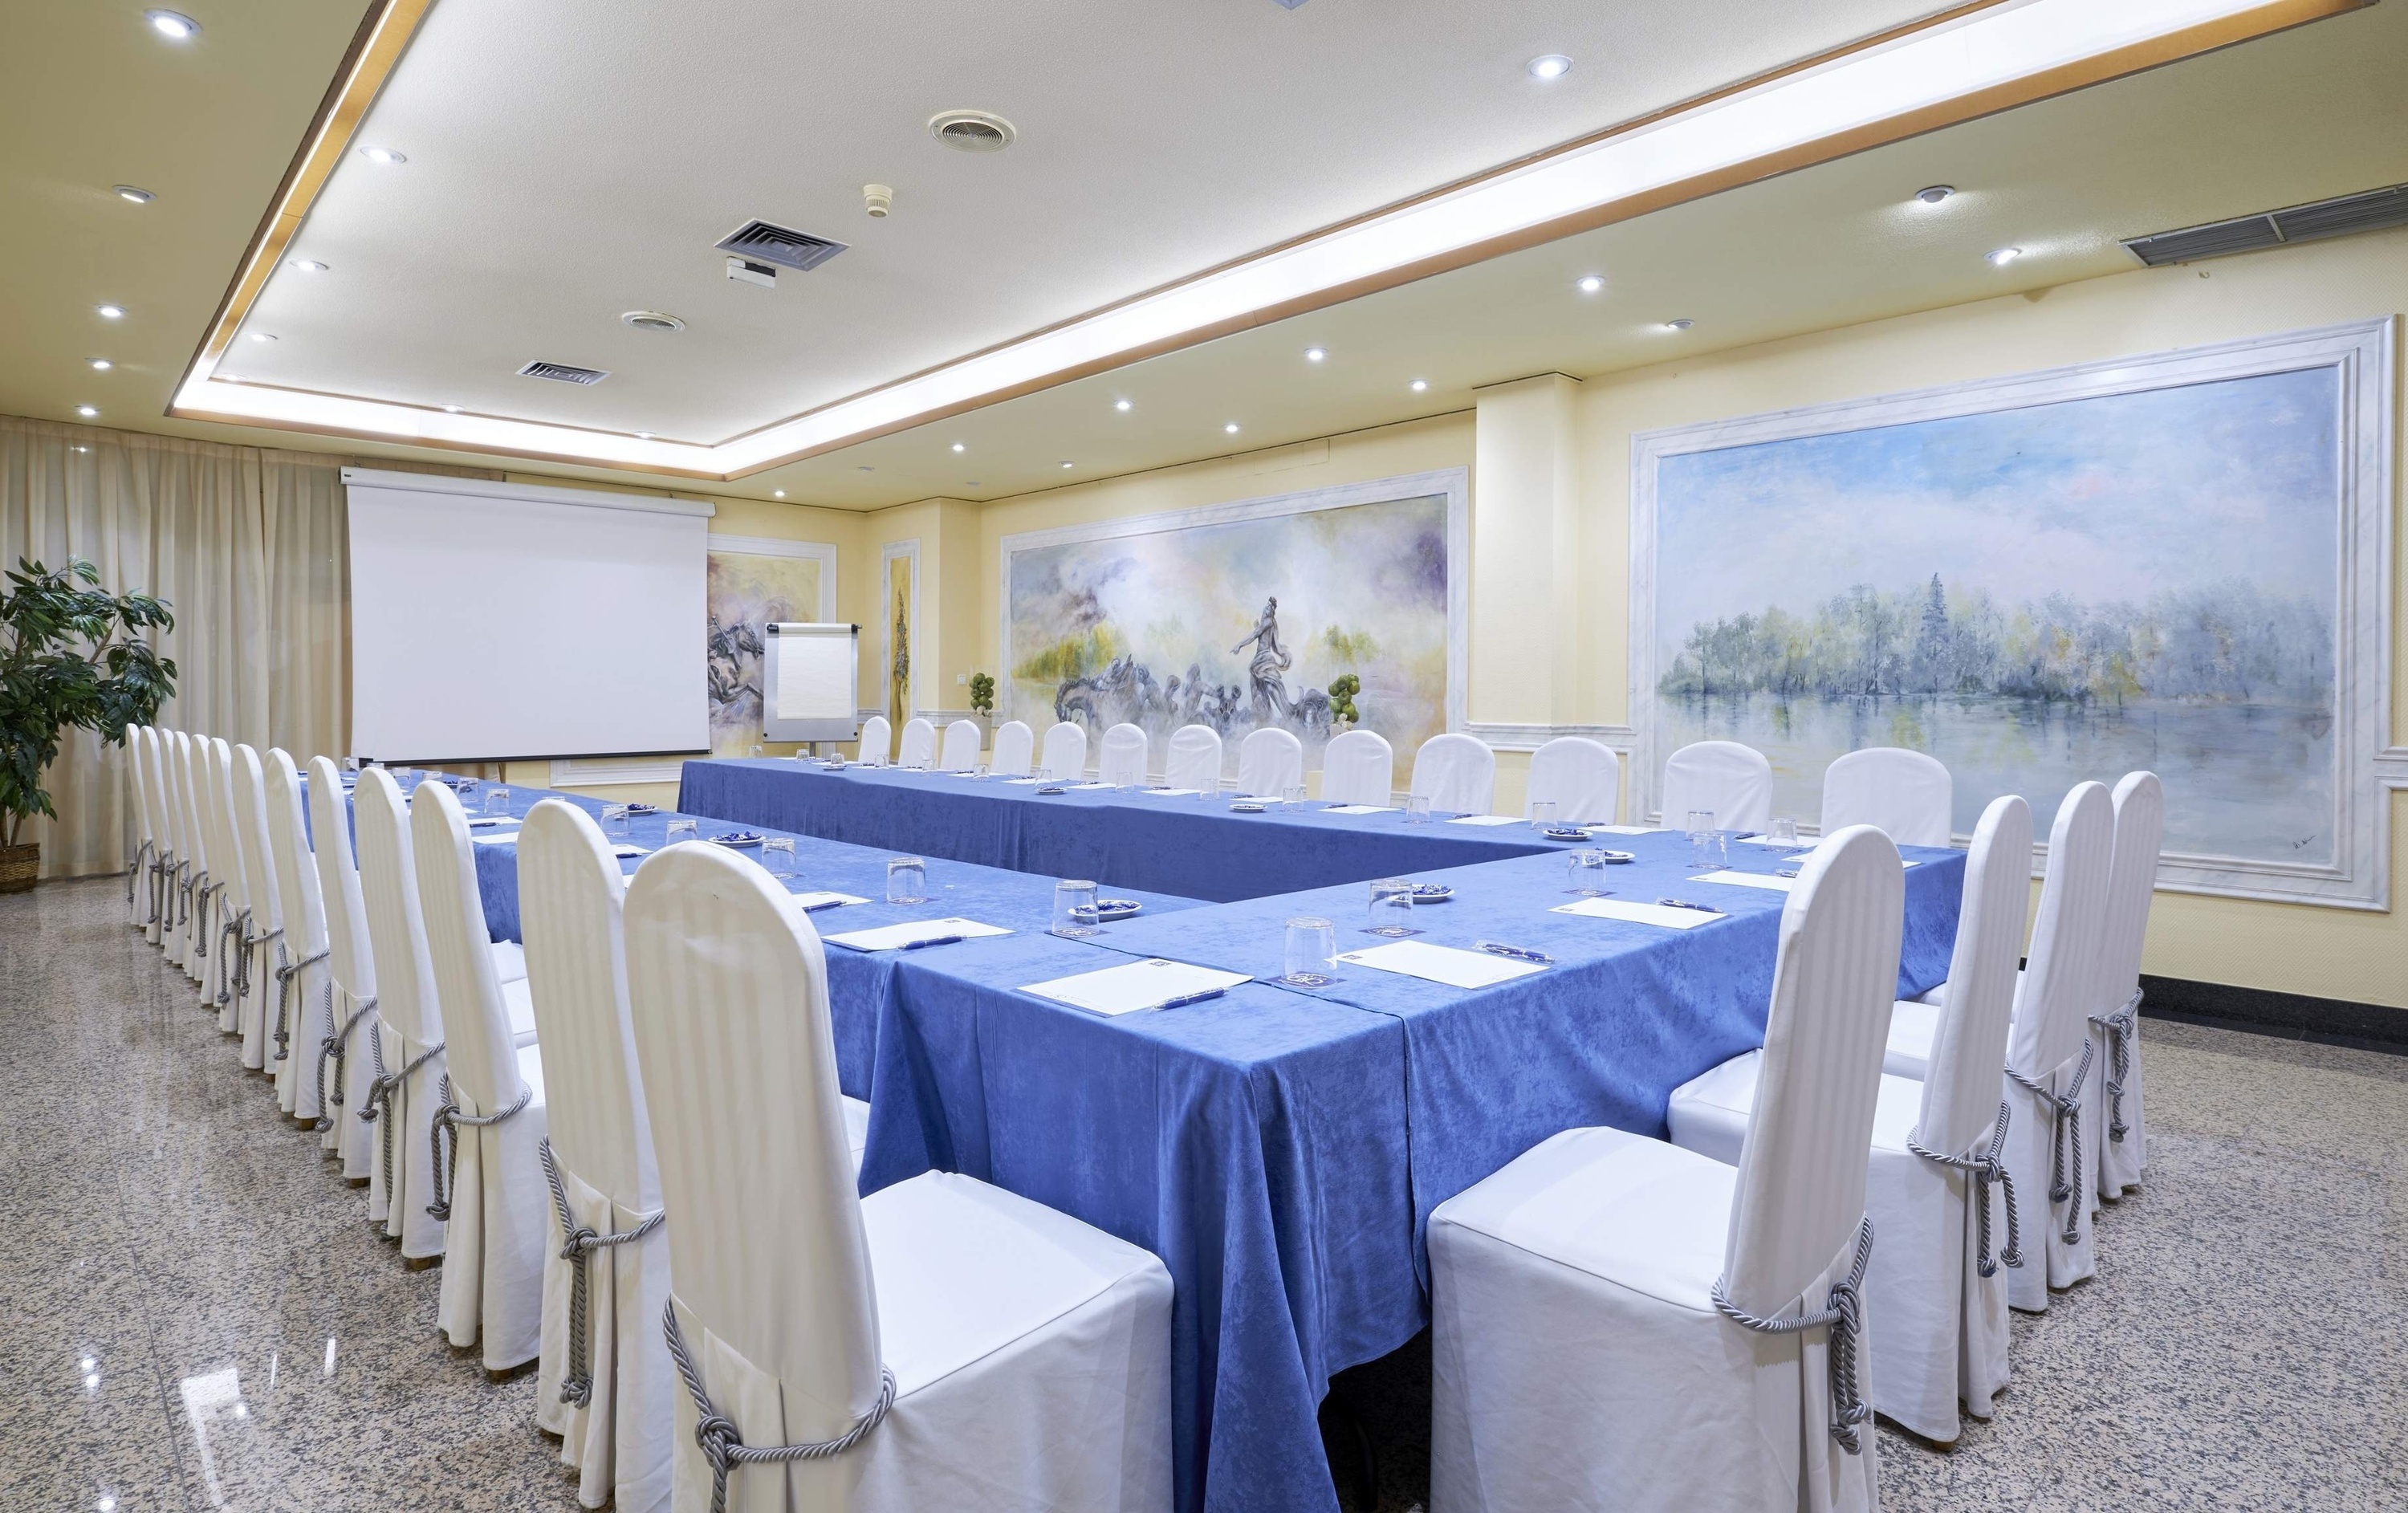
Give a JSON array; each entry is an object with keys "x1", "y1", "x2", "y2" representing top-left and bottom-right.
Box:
[
  {"x1": 706, "y1": 546, "x2": 824, "y2": 755},
  {"x1": 885, "y1": 550, "x2": 913, "y2": 727}
]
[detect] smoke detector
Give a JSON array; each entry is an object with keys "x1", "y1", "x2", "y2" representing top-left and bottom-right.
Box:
[
  {"x1": 928, "y1": 110, "x2": 1016, "y2": 153},
  {"x1": 863, "y1": 183, "x2": 894, "y2": 218},
  {"x1": 620, "y1": 310, "x2": 685, "y2": 332}
]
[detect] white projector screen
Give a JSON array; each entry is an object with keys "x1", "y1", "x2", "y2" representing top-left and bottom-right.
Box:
[{"x1": 344, "y1": 468, "x2": 714, "y2": 761}]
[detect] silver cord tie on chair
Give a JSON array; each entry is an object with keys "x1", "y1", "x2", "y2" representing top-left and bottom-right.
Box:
[
  {"x1": 360, "y1": 1031, "x2": 445, "y2": 1198},
  {"x1": 128, "y1": 839, "x2": 153, "y2": 911},
  {"x1": 2007, "y1": 1039, "x2": 2094, "y2": 1244},
  {"x1": 144, "y1": 848, "x2": 173, "y2": 926},
  {"x1": 216, "y1": 908, "x2": 254, "y2": 1007},
  {"x1": 2088, "y1": 986, "x2": 2143, "y2": 1143},
  {"x1": 269, "y1": 940, "x2": 325, "y2": 1061},
  {"x1": 189, "y1": 872, "x2": 213, "y2": 956},
  {"x1": 315, "y1": 995, "x2": 377, "y2": 1130},
  {"x1": 1710, "y1": 1218, "x2": 1877, "y2": 1455},
  {"x1": 426, "y1": 1072, "x2": 535, "y2": 1222},
  {"x1": 1906, "y1": 1101, "x2": 2024, "y2": 1277},
  {"x1": 539, "y1": 1138, "x2": 665, "y2": 1408},
  {"x1": 664, "y1": 1299, "x2": 897, "y2": 1513}
]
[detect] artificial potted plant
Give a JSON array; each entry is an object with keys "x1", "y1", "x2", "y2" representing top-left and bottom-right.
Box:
[
  {"x1": 968, "y1": 671, "x2": 995, "y2": 734},
  {"x1": 0, "y1": 557, "x2": 176, "y2": 892}
]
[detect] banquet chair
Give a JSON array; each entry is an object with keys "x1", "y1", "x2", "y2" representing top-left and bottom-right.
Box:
[
  {"x1": 262, "y1": 751, "x2": 333, "y2": 1123},
  {"x1": 1321, "y1": 729, "x2": 1393, "y2": 807},
  {"x1": 1236, "y1": 727, "x2": 1303, "y2": 798},
  {"x1": 2092, "y1": 771, "x2": 2163, "y2": 1201},
  {"x1": 353, "y1": 768, "x2": 454, "y2": 1258},
  {"x1": 176, "y1": 730, "x2": 216, "y2": 980},
  {"x1": 124, "y1": 724, "x2": 157, "y2": 933},
  {"x1": 1430, "y1": 827, "x2": 1903, "y2": 1511},
  {"x1": 414, "y1": 779, "x2": 549, "y2": 1370},
  {"x1": 1409, "y1": 732, "x2": 1495, "y2": 816},
  {"x1": 185, "y1": 736, "x2": 227, "y2": 997},
  {"x1": 990, "y1": 720, "x2": 1035, "y2": 778},
  {"x1": 1039, "y1": 721, "x2": 1088, "y2": 781},
  {"x1": 1824, "y1": 747, "x2": 1954, "y2": 847},
  {"x1": 205, "y1": 738, "x2": 258, "y2": 1033},
  {"x1": 1662, "y1": 739, "x2": 1773, "y2": 833},
  {"x1": 1668, "y1": 795, "x2": 2032, "y2": 1441},
  {"x1": 142, "y1": 726, "x2": 178, "y2": 947},
  {"x1": 939, "y1": 719, "x2": 982, "y2": 772},
  {"x1": 897, "y1": 717, "x2": 938, "y2": 769},
  {"x1": 856, "y1": 714, "x2": 893, "y2": 767},
  {"x1": 624, "y1": 844, "x2": 1174, "y2": 1513},
  {"x1": 519, "y1": 801, "x2": 676, "y2": 1513},
  {"x1": 230, "y1": 746, "x2": 287, "y2": 1071},
  {"x1": 1100, "y1": 722, "x2": 1149, "y2": 787},
  {"x1": 1165, "y1": 724, "x2": 1222, "y2": 791},
  {"x1": 308, "y1": 757, "x2": 382, "y2": 1177},
  {"x1": 1526, "y1": 736, "x2": 1621, "y2": 824},
  {"x1": 166, "y1": 730, "x2": 205, "y2": 976}
]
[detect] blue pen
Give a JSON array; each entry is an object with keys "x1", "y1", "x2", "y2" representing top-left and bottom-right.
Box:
[
  {"x1": 1155, "y1": 987, "x2": 1226, "y2": 1011},
  {"x1": 902, "y1": 933, "x2": 965, "y2": 950}
]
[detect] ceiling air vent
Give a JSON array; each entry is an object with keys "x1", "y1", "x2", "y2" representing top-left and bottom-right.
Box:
[
  {"x1": 2123, "y1": 181, "x2": 2408, "y2": 266},
  {"x1": 518, "y1": 360, "x2": 608, "y2": 385},
  {"x1": 715, "y1": 219, "x2": 848, "y2": 272}
]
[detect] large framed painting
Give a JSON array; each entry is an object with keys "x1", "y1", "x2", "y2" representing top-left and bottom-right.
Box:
[
  {"x1": 999, "y1": 470, "x2": 1468, "y2": 782},
  {"x1": 706, "y1": 535, "x2": 836, "y2": 755},
  {"x1": 1631, "y1": 319, "x2": 2395, "y2": 909}
]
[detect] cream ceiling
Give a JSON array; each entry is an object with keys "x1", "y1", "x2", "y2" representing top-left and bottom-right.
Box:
[{"x1": 2, "y1": 1, "x2": 2402, "y2": 509}]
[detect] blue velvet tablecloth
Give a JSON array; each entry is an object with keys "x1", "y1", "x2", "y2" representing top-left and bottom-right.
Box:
[
  {"x1": 860, "y1": 830, "x2": 1963, "y2": 1513},
  {"x1": 676, "y1": 758, "x2": 1562, "y2": 901}
]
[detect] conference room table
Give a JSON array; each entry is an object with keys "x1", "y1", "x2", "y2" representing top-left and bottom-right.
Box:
[
  {"x1": 853, "y1": 828, "x2": 1966, "y2": 1513},
  {"x1": 676, "y1": 756, "x2": 1565, "y2": 901}
]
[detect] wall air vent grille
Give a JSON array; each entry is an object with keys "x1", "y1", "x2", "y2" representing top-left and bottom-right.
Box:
[
  {"x1": 518, "y1": 360, "x2": 609, "y2": 385},
  {"x1": 715, "y1": 220, "x2": 848, "y2": 272},
  {"x1": 2123, "y1": 181, "x2": 2408, "y2": 266}
]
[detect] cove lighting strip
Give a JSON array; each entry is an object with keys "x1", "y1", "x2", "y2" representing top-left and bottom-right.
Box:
[{"x1": 173, "y1": 0, "x2": 2357, "y2": 478}]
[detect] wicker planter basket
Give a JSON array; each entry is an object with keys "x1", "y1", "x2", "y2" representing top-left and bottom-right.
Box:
[{"x1": 0, "y1": 843, "x2": 37, "y2": 894}]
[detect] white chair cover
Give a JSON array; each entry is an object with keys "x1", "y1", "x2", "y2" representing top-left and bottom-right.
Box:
[
  {"x1": 1823, "y1": 747, "x2": 1953, "y2": 848},
  {"x1": 1662, "y1": 739, "x2": 1773, "y2": 833},
  {"x1": 413, "y1": 779, "x2": 549, "y2": 1369},
  {"x1": 939, "y1": 719, "x2": 982, "y2": 772},
  {"x1": 896, "y1": 717, "x2": 937, "y2": 769},
  {"x1": 1320, "y1": 729, "x2": 1393, "y2": 807},
  {"x1": 137, "y1": 726, "x2": 173, "y2": 944},
  {"x1": 263, "y1": 750, "x2": 332, "y2": 1120},
  {"x1": 1525, "y1": 737, "x2": 1620, "y2": 824},
  {"x1": 990, "y1": 721, "x2": 1035, "y2": 779},
  {"x1": 205, "y1": 738, "x2": 257, "y2": 1031},
  {"x1": 187, "y1": 736, "x2": 227, "y2": 999},
  {"x1": 624, "y1": 844, "x2": 1174, "y2": 1513},
  {"x1": 1039, "y1": 721, "x2": 1089, "y2": 781},
  {"x1": 230, "y1": 746, "x2": 285, "y2": 1070},
  {"x1": 1431, "y1": 827, "x2": 1902, "y2": 1511},
  {"x1": 1099, "y1": 723, "x2": 1149, "y2": 787},
  {"x1": 1235, "y1": 728, "x2": 1303, "y2": 799},
  {"x1": 856, "y1": 715, "x2": 892, "y2": 767},
  {"x1": 1164, "y1": 724, "x2": 1222, "y2": 791},
  {"x1": 519, "y1": 801, "x2": 674, "y2": 1513},
  {"x1": 1999, "y1": 782, "x2": 2114, "y2": 1310},
  {"x1": 309, "y1": 757, "x2": 383, "y2": 1176},
  {"x1": 2093, "y1": 771, "x2": 2163, "y2": 1200},
  {"x1": 1409, "y1": 733, "x2": 1495, "y2": 816},
  {"x1": 1668, "y1": 795, "x2": 2030, "y2": 1441},
  {"x1": 353, "y1": 769, "x2": 449, "y2": 1255},
  {"x1": 168, "y1": 731, "x2": 206, "y2": 976},
  {"x1": 124, "y1": 724, "x2": 154, "y2": 930}
]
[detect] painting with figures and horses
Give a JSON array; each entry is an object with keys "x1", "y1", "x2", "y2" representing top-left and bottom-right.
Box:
[{"x1": 1002, "y1": 480, "x2": 1460, "y2": 781}]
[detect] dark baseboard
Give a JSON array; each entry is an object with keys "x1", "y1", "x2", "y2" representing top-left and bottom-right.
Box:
[{"x1": 2140, "y1": 974, "x2": 2408, "y2": 1058}]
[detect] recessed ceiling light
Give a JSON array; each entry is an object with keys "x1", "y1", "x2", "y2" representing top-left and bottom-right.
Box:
[
  {"x1": 360, "y1": 146, "x2": 407, "y2": 166},
  {"x1": 288, "y1": 258, "x2": 327, "y2": 274},
  {"x1": 1409, "y1": 379, "x2": 1428, "y2": 392},
  {"x1": 950, "y1": 441, "x2": 965, "y2": 453},
  {"x1": 1304, "y1": 347, "x2": 1327, "y2": 362},
  {"x1": 441, "y1": 405, "x2": 462, "y2": 413},
  {"x1": 145, "y1": 10, "x2": 199, "y2": 40},
  {"x1": 1987, "y1": 246, "x2": 2024, "y2": 266},
  {"x1": 1224, "y1": 422, "x2": 1240, "y2": 434},
  {"x1": 772, "y1": 489, "x2": 786, "y2": 498},
  {"x1": 90, "y1": 359, "x2": 112, "y2": 371},
  {"x1": 249, "y1": 331, "x2": 275, "y2": 344},
  {"x1": 1914, "y1": 185, "x2": 1956, "y2": 205},
  {"x1": 1060, "y1": 461, "x2": 1075, "y2": 470},
  {"x1": 857, "y1": 466, "x2": 873, "y2": 473},
  {"x1": 966, "y1": 480, "x2": 982, "y2": 486},
  {"x1": 621, "y1": 311, "x2": 685, "y2": 332},
  {"x1": 1527, "y1": 54, "x2": 1572, "y2": 80},
  {"x1": 73, "y1": 445, "x2": 90, "y2": 453},
  {"x1": 1114, "y1": 398, "x2": 1133, "y2": 412},
  {"x1": 635, "y1": 431, "x2": 653, "y2": 440},
  {"x1": 96, "y1": 304, "x2": 124, "y2": 319},
  {"x1": 1576, "y1": 275, "x2": 1604, "y2": 294},
  {"x1": 113, "y1": 185, "x2": 156, "y2": 205},
  {"x1": 76, "y1": 405, "x2": 99, "y2": 417},
  {"x1": 1664, "y1": 318, "x2": 1694, "y2": 331}
]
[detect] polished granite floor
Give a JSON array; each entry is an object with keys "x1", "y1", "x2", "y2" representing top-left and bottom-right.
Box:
[{"x1": 6, "y1": 876, "x2": 2405, "y2": 1511}]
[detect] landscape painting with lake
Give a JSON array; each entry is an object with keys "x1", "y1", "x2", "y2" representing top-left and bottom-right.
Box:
[{"x1": 1652, "y1": 364, "x2": 2340, "y2": 866}]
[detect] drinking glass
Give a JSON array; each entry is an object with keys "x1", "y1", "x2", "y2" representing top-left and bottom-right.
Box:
[
  {"x1": 1767, "y1": 816, "x2": 1801, "y2": 847},
  {"x1": 1405, "y1": 794, "x2": 1432, "y2": 824},
  {"x1": 886, "y1": 856, "x2": 929, "y2": 904},
  {"x1": 1365, "y1": 876, "x2": 1418, "y2": 937},
  {"x1": 761, "y1": 836, "x2": 796, "y2": 877},
  {"x1": 664, "y1": 819, "x2": 698, "y2": 847},
  {"x1": 749, "y1": 745, "x2": 764, "y2": 759},
  {"x1": 974, "y1": 763, "x2": 990, "y2": 781},
  {"x1": 1279, "y1": 917, "x2": 1338, "y2": 986},
  {"x1": 484, "y1": 787, "x2": 512, "y2": 816},
  {"x1": 602, "y1": 803, "x2": 632, "y2": 840},
  {"x1": 1531, "y1": 800, "x2": 1558, "y2": 833},
  {"x1": 1565, "y1": 849, "x2": 1610, "y2": 896},
  {"x1": 1050, "y1": 878, "x2": 1100, "y2": 937},
  {"x1": 1282, "y1": 783, "x2": 1308, "y2": 811}
]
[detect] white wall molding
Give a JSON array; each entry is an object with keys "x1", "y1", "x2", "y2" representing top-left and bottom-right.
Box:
[{"x1": 1465, "y1": 722, "x2": 1637, "y2": 754}]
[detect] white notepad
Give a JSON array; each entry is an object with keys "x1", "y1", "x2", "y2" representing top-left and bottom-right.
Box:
[
  {"x1": 1141, "y1": 787, "x2": 1202, "y2": 798},
  {"x1": 1068, "y1": 782, "x2": 1118, "y2": 791},
  {"x1": 1697, "y1": 870, "x2": 1795, "y2": 893},
  {"x1": 1323, "y1": 804, "x2": 1392, "y2": 815},
  {"x1": 1736, "y1": 835, "x2": 1808, "y2": 849},
  {"x1": 1446, "y1": 814, "x2": 1527, "y2": 827},
  {"x1": 1022, "y1": 958, "x2": 1251, "y2": 1016},
  {"x1": 1334, "y1": 939, "x2": 1547, "y2": 988},
  {"x1": 1552, "y1": 897, "x2": 1725, "y2": 929},
  {"x1": 1005, "y1": 777, "x2": 1049, "y2": 785},
  {"x1": 471, "y1": 827, "x2": 523, "y2": 845},
  {"x1": 1588, "y1": 824, "x2": 1662, "y2": 836},
  {"x1": 790, "y1": 890, "x2": 870, "y2": 911},
  {"x1": 823, "y1": 917, "x2": 1012, "y2": 952}
]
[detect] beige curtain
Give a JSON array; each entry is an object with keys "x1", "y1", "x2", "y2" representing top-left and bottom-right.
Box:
[{"x1": 0, "y1": 414, "x2": 487, "y2": 877}]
